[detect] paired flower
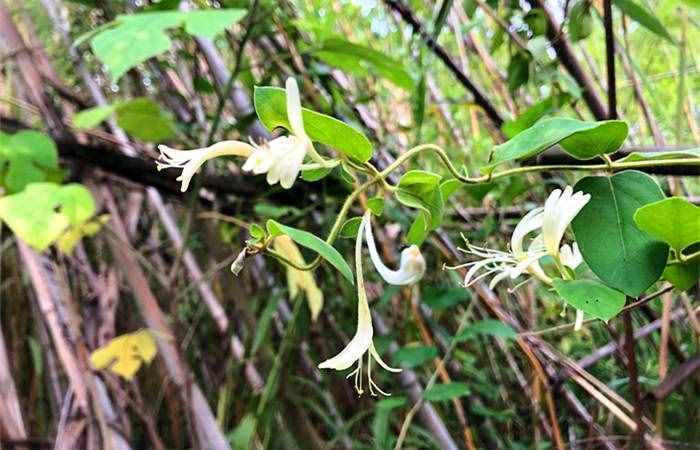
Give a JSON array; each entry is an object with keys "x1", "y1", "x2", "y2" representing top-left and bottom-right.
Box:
[
  {"x1": 157, "y1": 77, "x2": 334, "y2": 191},
  {"x1": 318, "y1": 211, "x2": 425, "y2": 396},
  {"x1": 456, "y1": 186, "x2": 590, "y2": 291}
]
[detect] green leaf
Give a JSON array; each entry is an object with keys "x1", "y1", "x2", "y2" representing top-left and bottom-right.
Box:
[
  {"x1": 300, "y1": 166, "x2": 333, "y2": 182},
  {"x1": 572, "y1": 171, "x2": 669, "y2": 297},
  {"x1": 613, "y1": 0, "x2": 675, "y2": 43},
  {"x1": 90, "y1": 10, "x2": 245, "y2": 81},
  {"x1": 230, "y1": 414, "x2": 257, "y2": 450},
  {"x1": 552, "y1": 279, "x2": 626, "y2": 321},
  {"x1": 314, "y1": 38, "x2": 414, "y2": 90},
  {"x1": 253, "y1": 86, "x2": 372, "y2": 163},
  {"x1": 0, "y1": 131, "x2": 60, "y2": 193},
  {"x1": 372, "y1": 397, "x2": 406, "y2": 449},
  {"x1": 634, "y1": 197, "x2": 700, "y2": 255},
  {"x1": 483, "y1": 118, "x2": 628, "y2": 172},
  {"x1": 115, "y1": 97, "x2": 177, "y2": 141},
  {"x1": 559, "y1": 121, "x2": 629, "y2": 160},
  {"x1": 501, "y1": 94, "x2": 569, "y2": 138},
  {"x1": 424, "y1": 383, "x2": 471, "y2": 402},
  {"x1": 422, "y1": 286, "x2": 470, "y2": 310},
  {"x1": 569, "y1": 1, "x2": 593, "y2": 42},
  {"x1": 616, "y1": 148, "x2": 700, "y2": 164},
  {"x1": 454, "y1": 320, "x2": 517, "y2": 342},
  {"x1": 406, "y1": 212, "x2": 430, "y2": 245},
  {"x1": 367, "y1": 197, "x2": 385, "y2": 216},
  {"x1": 248, "y1": 223, "x2": 265, "y2": 241},
  {"x1": 179, "y1": 9, "x2": 246, "y2": 39},
  {"x1": 397, "y1": 170, "x2": 442, "y2": 192},
  {"x1": 73, "y1": 105, "x2": 117, "y2": 129},
  {"x1": 339, "y1": 216, "x2": 362, "y2": 238},
  {"x1": 392, "y1": 345, "x2": 438, "y2": 368},
  {"x1": 663, "y1": 261, "x2": 699, "y2": 291},
  {"x1": 266, "y1": 220, "x2": 353, "y2": 284},
  {"x1": 507, "y1": 52, "x2": 530, "y2": 92},
  {"x1": 0, "y1": 182, "x2": 96, "y2": 251}
]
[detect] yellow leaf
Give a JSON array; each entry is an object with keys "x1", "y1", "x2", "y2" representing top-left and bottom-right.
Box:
[
  {"x1": 273, "y1": 235, "x2": 324, "y2": 321},
  {"x1": 56, "y1": 214, "x2": 109, "y2": 254},
  {"x1": 90, "y1": 329, "x2": 157, "y2": 380}
]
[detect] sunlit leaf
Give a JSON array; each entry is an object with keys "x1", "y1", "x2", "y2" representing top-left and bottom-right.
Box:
[
  {"x1": 634, "y1": 197, "x2": 700, "y2": 255},
  {"x1": 0, "y1": 183, "x2": 96, "y2": 251}
]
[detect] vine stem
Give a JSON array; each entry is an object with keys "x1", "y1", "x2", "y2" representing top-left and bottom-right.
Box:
[{"x1": 263, "y1": 141, "x2": 700, "y2": 272}]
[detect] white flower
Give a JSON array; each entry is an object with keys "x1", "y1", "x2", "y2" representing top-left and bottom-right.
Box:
[
  {"x1": 458, "y1": 207, "x2": 550, "y2": 289},
  {"x1": 560, "y1": 242, "x2": 583, "y2": 270},
  {"x1": 241, "y1": 77, "x2": 333, "y2": 189},
  {"x1": 157, "y1": 140, "x2": 254, "y2": 192},
  {"x1": 364, "y1": 211, "x2": 426, "y2": 285},
  {"x1": 318, "y1": 212, "x2": 401, "y2": 396},
  {"x1": 542, "y1": 186, "x2": 590, "y2": 258}
]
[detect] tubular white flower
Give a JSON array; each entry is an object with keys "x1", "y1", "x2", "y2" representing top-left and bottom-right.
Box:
[
  {"x1": 156, "y1": 140, "x2": 254, "y2": 192},
  {"x1": 241, "y1": 77, "x2": 334, "y2": 189},
  {"x1": 542, "y1": 186, "x2": 590, "y2": 257},
  {"x1": 318, "y1": 212, "x2": 401, "y2": 396},
  {"x1": 457, "y1": 206, "x2": 550, "y2": 289},
  {"x1": 364, "y1": 211, "x2": 426, "y2": 285}
]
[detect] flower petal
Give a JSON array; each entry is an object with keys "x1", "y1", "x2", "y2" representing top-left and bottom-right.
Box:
[
  {"x1": 285, "y1": 77, "x2": 306, "y2": 138},
  {"x1": 364, "y1": 212, "x2": 425, "y2": 285}
]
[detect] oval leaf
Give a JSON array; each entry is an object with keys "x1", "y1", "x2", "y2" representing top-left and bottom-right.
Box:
[
  {"x1": 552, "y1": 279, "x2": 626, "y2": 321},
  {"x1": 266, "y1": 219, "x2": 353, "y2": 284},
  {"x1": 572, "y1": 171, "x2": 668, "y2": 297},
  {"x1": 634, "y1": 197, "x2": 700, "y2": 254},
  {"x1": 424, "y1": 383, "x2": 471, "y2": 402},
  {"x1": 482, "y1": 118, "x2": 627, "y2": 172},
  {"x1": 254, "y1": 86, "x2": 372, "y2": 163}
]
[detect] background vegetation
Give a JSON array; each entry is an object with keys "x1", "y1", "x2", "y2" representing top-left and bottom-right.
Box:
[{"x1": 0, "y1": 0, "x2": 698, "y2": 449}]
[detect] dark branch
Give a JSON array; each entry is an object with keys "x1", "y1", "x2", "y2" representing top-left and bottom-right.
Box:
[{"x1": 382, "y1": 0, "x2": 504, "y2": 129}]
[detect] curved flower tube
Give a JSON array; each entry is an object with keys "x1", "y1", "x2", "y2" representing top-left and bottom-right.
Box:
[
  {"x1": 542, "y1": 186, "x2": 590, "y2": 258},
  {"x1": 318, "y1": 213, "x2": 401, "y2": 396},
  {"x1": 157, "y1": 140, "x2": 254, "y2": 192},
  {"x1": 363, "y1": 211, "x2": 426, "y2": 285}
]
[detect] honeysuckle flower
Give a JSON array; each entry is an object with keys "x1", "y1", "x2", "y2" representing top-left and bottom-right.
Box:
[
  {"x1": 318, "y1": 213, "x2": 401, "y2": 396},
  {"x1": 457, "y1": 207, "x2": 551, "y2": 289},
  {"x1": 157, "y1": 140, "x2": 254, "y2": 192},
  {"x1": 364, "y1": 212, "x2": 426, "y2": 285},
  {"x1": 542, "y1": 186, "x2": 590, "y2": 258},
  {"x1": 273, "y1": 235, "x2": 324, "y2": 321},
  {"x1": 241, "y1": 77, "x2": 334, "y2": 189}
]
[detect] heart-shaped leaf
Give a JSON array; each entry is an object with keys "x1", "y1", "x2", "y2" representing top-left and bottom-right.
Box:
[
  {"x1": 634, "y1": 197, "x2": 700, "y2": 255},
  {"x1": 571, "y1": 171, "x2": 668, "y2": 297},
  {"x1": 552, "y1": 279, "x2": 626, "y2": 321}
]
